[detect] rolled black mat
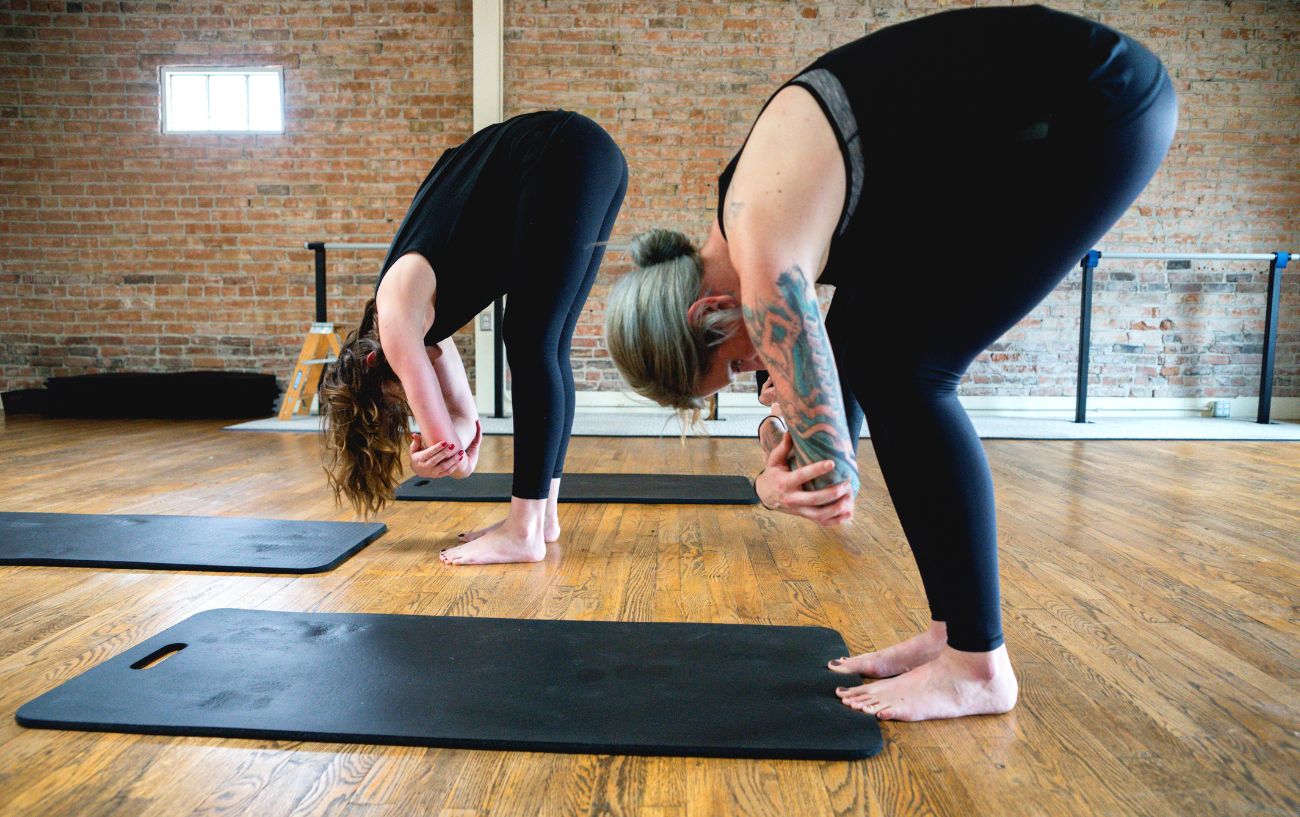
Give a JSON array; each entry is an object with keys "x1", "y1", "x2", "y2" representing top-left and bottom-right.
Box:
[
  {"x1": 396, "y1": 473, "x2": 759, "y2": 505},
  {"x1": 15, "y1": 371, "x2": 282, "y2": 419},
  {"x1": 0, "y1": 513, "x2": 385, "y2": 573},
  {"x1": 16, "y1": 608, "x2": 882, "y2": 760}
]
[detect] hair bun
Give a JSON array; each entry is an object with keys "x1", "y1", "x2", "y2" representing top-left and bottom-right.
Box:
[{"x1": 630, "y1": 229, "x2": 695, "y2": 268}]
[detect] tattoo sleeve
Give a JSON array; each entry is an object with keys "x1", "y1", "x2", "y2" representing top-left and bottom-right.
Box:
[{"x1": 742, "y1": 267, "x2": 859, "y2": 494}]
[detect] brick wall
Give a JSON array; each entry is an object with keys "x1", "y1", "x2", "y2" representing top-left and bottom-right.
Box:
[
  {"x1": 505, "y1": 0, "x2": 1299, "y2": 399},
  {"x1": 2, "y1": 0, "x2": 1297, "y2": 402},
  {"x1": 0, "y1": 0, "x2": 475, "y2": 393}
]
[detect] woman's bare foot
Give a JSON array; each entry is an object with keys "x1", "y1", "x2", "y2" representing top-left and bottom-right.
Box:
[
  {"x1": 835, "y1": 644, "x2": 1018, "y2": 722},
  {"x1": 440, "y1": 526, "x2": 546, "y2": 565},
  {"x1": 827, "y1": 621, "x2": 948, "y2": 678},
  {"x1": 457, "y1": 515, "x2": 560, "y2": 544},
  {"x1": 441, "y1": 494, "x2": 550, "y2": 566},
  {"x1": 458, "y1": 479, "x2": 562, "y2": 546}
]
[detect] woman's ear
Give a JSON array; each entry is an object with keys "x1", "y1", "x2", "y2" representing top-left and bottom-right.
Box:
[{"x1": 686, "y1": 294, "x2": 740, "y2": 328}]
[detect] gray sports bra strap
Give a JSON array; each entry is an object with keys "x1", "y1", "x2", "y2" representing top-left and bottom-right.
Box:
[{"x1": 791, "y1": 68, "x2": 863, "y2": 237}]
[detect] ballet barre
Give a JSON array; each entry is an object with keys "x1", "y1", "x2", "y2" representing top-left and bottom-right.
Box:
[
  {"x1": 300, "y1": 242, "x2": 1294, "y2": 427},
  {"x1": 1076, "y1": 250, "x2": 1293, "y2": 424}
]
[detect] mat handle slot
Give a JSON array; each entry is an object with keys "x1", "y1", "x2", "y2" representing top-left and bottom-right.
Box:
[{"x1": 130, "y1": 643, "x2": 187, "y2": 670}]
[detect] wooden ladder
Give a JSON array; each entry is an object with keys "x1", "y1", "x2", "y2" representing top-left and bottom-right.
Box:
[{"x1": 278, "y1": 322, "x2": 343, "y2": 420}]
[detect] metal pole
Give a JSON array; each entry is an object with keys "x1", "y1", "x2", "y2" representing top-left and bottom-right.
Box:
[
  {"x1": 1257, "y1": 251, "x2": 1290, "y2": 425},
  {"x1": 493, "y1": 296, "x2": 505, "y2": 418},
  {"x1": 307, "y1": 241, "x2": 328, "y2": 323},
  {"x1": 1093, "y1": 252, "x2": 1281, "y2": 262},
  {"x1": 1075, "y1": 251, "x2": 1101, "y2": 424}
]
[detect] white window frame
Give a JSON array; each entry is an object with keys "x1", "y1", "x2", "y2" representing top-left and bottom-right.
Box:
[{"x1": 160, "y1": 66, "x2": 285, "y2": 135}]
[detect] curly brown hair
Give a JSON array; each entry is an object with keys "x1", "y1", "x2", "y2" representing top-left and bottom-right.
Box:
[{"x1": 320, "y1": 298, "x2": 411, "y2": 516}]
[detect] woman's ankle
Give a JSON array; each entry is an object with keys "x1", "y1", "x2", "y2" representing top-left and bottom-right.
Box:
[
  {"x1": 942, "y1": 644, "x2": 1011, "y2": 682},
  {"x1": 546, "y1": 478, "x2": 562, "y2": 518},
  {"x1": 505, "y1": 496, "x2": 549, "y2": 539}
]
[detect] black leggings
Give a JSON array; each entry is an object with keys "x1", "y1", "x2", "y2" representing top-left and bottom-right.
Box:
[
  {"x1": 826, "y1": 76, "x2": 1178, "y2": 652},
  {"x1": 503, "y1": 115, "x2": 628, "y2": 499}
]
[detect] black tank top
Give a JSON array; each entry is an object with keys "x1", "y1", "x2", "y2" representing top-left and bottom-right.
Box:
[
  {"x1": 378, "y1": 109, "x2": 576, "y2": 344},
  {"x1": 715, "y1": 5, "x2": 1168, "y2": 287}
]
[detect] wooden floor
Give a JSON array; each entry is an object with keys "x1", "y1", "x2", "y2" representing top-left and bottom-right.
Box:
[{"x1": 0, "y1": 416, "x2": 1296, "y2": 817}]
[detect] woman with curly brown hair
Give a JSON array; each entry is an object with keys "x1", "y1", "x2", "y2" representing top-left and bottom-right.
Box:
[{"x1": 322, "y1": 110, "x2": 627, "y2": 565}]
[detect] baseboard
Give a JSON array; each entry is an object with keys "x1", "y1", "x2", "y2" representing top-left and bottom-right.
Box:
[
  {"x1": 959, "y1": 396, "x2": 1299, "y2": 420},
  {"x1": 568, "y1": 391, "x2": 1300, "y2": 420}
]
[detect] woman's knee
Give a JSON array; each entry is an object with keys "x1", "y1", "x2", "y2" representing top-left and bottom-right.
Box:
[{"x1": 851, "y1": 361, "x2": 966, "y2": 413}]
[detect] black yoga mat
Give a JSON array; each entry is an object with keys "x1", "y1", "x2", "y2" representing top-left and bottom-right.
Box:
[
  {"x1": 17, "y1": 608, "x2": 882, "y2": 760},
  {"x1": 396, "y1": 473, "x2": 759, "y2": 505},
  {"x1": 0, "y1": 513, "x2": 385, "y2": 573}
]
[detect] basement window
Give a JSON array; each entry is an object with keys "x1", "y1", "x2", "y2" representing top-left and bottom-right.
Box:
[{"x1": 161, "y1": 67, "x2": 283, "y2": 134}]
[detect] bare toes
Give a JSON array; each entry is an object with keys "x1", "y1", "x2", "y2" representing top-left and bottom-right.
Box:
[
  {"x1": 861, "y1": 678, "x2": 892, "y2": 695},
  {"x1": 836, "y1": 652, "x2": 893, "y2": 674}
]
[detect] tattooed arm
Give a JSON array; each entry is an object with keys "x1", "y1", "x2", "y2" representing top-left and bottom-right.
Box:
[
  {"x1": 741, "y1": 269, "x2": 859, "y2": 493},
  {"x1": 723, "y1": 84, "x2": 859, "y2": 503}
]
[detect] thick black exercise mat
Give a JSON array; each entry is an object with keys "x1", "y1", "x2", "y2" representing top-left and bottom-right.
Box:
[
  {"x1": 0, "y1": 513, "x2": 385, "y2": 573},
  {"x1": 396, "y1": 473, "x2": 759, "y2": 505},
  {"x1": 17, "y1": 608, "x2": 882, "y2": 760}
]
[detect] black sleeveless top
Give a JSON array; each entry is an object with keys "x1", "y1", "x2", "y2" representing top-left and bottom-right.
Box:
[
  {"x1": 715, "y1": 5, "x2": 1168, "y2": 287},
  {"x1": 378, "y1": 109, "x2": 576, "y2": 344}
]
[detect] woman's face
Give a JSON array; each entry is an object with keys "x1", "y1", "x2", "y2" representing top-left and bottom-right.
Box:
[{"x1": 695, "y1": 323, "x2": 763, "y2": 397}]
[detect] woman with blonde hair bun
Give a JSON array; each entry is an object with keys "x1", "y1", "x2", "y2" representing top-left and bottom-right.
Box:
[{"x1": 605, "y1": 6, "x2": 1176, "y2": 722}]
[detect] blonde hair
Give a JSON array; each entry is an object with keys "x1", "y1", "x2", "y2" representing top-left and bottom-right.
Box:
[
  {"x1": 320, "y1": 298, "x2": 411, "y2": 517},
  {"x1": 605, "y1": 228, "x2": 740, "y2": 414}
]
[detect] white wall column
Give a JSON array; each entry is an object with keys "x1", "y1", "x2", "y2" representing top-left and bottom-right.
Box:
[{"x1": 472, "y1": 0, "x2": 506, "y2": 415}]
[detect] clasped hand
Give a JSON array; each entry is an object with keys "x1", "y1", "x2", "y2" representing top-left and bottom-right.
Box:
[
  {"x1": 755, "y1": 431, "x2": 855, "y2": 526},
  {"x1": 756, "y1": 376, "x2": 853, "y2": 525},
  {"x1": 410, "y1": 421, "x2": 481, "y2": 480}
]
